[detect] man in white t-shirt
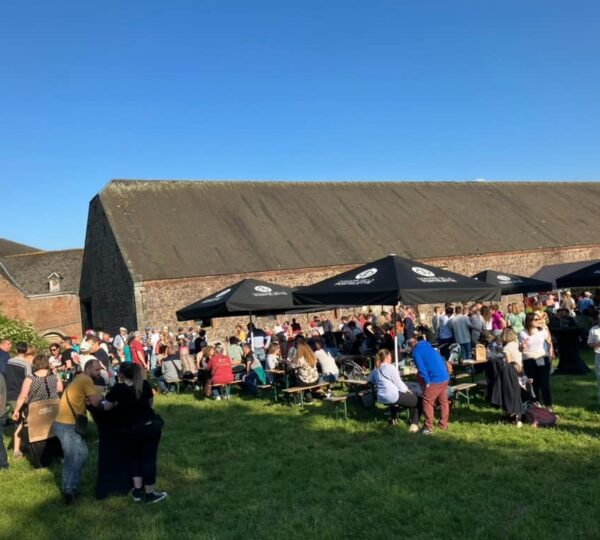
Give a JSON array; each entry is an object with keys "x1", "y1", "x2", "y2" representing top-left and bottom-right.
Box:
[{"x1": 587, "y1": 313, "x2": 600, "y2": 404}]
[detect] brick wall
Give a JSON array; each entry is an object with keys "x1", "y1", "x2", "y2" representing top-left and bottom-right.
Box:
[
  {"x1": 79, "y1": 196, "x2": 137, "y2": 334},
  {"x1": 135, "y1": 243, "x2": 600, "y2": 341},
  {"x1": 0, "y1": 276, "x2": 81, "y2": 338}
]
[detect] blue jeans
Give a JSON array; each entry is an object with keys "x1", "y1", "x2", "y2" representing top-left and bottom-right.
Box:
[
  {"x1": 53, "y1": 422, "x2": 88, "y2": 493},
  {"x1": 321, "y1": 374, "x2": 337, "y2": 383},
  {"x1": 460, "y1": 342, "x2": 472, "y2": 360}
]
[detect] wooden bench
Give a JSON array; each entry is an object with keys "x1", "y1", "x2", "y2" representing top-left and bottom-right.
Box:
[
  {"x1": 282, "y1": 382, "x2": 331, "y2": 407},
  {"x1": 257, "y1": 383, "x2": 277, "y2": 403},
  {"x1": 323, "y1": 395, "x2": 348, "y2": 420},
  {"x1": 451, "y1": 382, "x2": 477, "y2": 407},
  {"x1": 211, "y1": 380, "x2": 243, "y2": 400}
]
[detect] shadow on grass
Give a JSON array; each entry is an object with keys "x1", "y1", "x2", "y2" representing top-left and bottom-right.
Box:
[{"x1": 4, "y1": 359, "x2": 600, "y2": 540}]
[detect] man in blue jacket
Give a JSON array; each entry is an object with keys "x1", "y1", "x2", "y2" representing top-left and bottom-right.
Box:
[{"x1": 408, "y1": 336, "x2": 450, "y2": 434}]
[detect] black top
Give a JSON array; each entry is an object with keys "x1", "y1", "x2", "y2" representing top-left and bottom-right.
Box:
[
  {"x1": 61, "y1": 348, "x2": 74, "y2": 367},
  {"x1": 106, "y1": 381, "x2": 154, "y2": 428},
  {"x1": 94, "y1": 348, "x2": 111, "y2": 370}
]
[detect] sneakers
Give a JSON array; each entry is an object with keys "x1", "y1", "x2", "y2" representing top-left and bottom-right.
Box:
[
  {"x1": 408, "y1": 424, "x2": 420, "y2": 433},
  {"x1": 422, "y1": 428, "x2": 434, "y2": 436},
  {"x1": 145, "y1": 491, "x2": 167, "y2": 504},
  {"x1": 130, "y1": 488, "x2": 143, "y2": 503},
  {"x1": 214, "y1": 395, "x2": 222, "y2": 401}
]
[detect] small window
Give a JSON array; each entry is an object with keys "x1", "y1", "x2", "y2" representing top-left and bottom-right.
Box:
[{"x1": 47, "y1": 272, "x2": 62, "y2": 293}]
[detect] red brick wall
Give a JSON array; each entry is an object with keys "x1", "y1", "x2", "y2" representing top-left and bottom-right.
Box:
[
  {"x1": 0, "y1": 276, "x2": 82, "y2": 338},
  {"x1": 136, "y1": 243, "x2": 600, "y2": 340}
]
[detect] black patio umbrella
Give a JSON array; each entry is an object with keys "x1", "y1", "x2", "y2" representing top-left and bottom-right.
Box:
[
  {"x1": 555, "y1": 260, "x2": 600, "y2": 288},
  {"x1": 176, "y1": 279, "x2": 299, "y2": 321},
  {"x1": 531, "y1": 260, "x2": 600, "y2": 289},
  {"x1": 471, "y1": 270, "x2": 552, "y2": 295},
  {"x1": 293, "y1": 255, "x2": 500, "y2": 307}
]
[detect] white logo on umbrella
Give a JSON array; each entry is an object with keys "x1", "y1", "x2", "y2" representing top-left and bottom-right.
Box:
[
  {"x1": 412, "y1": 267, "x2": 435, "y2": 277},
  {"x1": 254, "y1": 286, "x2": 272, "y2": 293},
  {"x1": 355, "y1": 268, "x2": 378, "y2": 279},
  {"x1": 497, "y1": 275, "x2": 512, "y2": 282},
  {"x1": 215, "y1": 288, "x2": 231, "y2": 298}
]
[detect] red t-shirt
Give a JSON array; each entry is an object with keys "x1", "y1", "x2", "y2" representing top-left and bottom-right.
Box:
[
  {"x1": 130, "y1": 340, "x2": 146, "y2": 366},
  {"x1": 207, "y1": 353, "x2": 234, "y2": 385}
]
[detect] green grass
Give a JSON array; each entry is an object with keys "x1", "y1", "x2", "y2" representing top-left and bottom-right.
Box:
[{"x1": 3, "y1": 351, "x2": 600, "y2": 540}]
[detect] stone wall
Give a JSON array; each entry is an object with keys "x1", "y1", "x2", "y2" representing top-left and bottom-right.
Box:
[
  {"x1": 135, "y1": 243, "x2": 600, "y2": 341},
  {"x1": 0, "y1": 276, "x2": 81, "y2": 338},
  {"x1": 79, "y1": 196, "x2": 137, "y2": 334}
]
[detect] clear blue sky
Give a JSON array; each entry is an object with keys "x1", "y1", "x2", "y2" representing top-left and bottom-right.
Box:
[{"x1": 1, "y1": 0, "x2": 599, "y2": 250}]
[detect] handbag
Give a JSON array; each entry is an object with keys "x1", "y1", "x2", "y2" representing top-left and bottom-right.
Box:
[
  {"x1": 65, "y1": 387, "x2": 88, "y2": 437},
  {"x1": 26, "y1": 375, "x2": 60, "y2": 443}
]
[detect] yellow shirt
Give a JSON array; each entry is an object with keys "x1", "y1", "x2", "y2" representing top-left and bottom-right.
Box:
[{"x1": 55, "y1": 374, "x2": 99, "y2": 425}]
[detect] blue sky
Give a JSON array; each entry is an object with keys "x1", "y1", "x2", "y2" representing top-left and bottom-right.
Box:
[{"x1": 1, "y1": 0, "x2": 599, "y2": 250}]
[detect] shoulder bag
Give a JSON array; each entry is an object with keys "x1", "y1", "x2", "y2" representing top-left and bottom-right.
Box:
[{"x1": 65, "y1": 386, "x2": 88, "y2": 437}]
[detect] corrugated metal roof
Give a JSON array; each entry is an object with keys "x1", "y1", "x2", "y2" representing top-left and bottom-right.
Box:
[
  {"x1": 0, "y1": 250, "x2": 83, "y2": 295},
  {"x1": 99, "y1": 180, "x2": 600, "y2": 282}
]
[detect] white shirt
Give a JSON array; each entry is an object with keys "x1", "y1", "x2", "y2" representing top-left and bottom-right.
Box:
[
  {"x1": 588, "y1": 325, "x2": 600, "y2": 355},
  {"x1": 503, "y1": 341, "x2": 522, "y2": 366},
  {"x1": 315, "y1": 349, "x2": 338, "y2": 376},
  {"x1": 519, "y1": 329, "x2": 548, "y2": 359}
]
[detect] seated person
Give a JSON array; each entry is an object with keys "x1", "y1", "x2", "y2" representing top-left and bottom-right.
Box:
[
  {"x1": 195, "y1": 345, "x2": 215, "y2": 388},
  {"x1": 265, "y1": 343, "x2": 281, "y2": 371},
  {"x1": 241, "y1": 344, "x2": 267, "y2": 396},
  {"x1": 287, "y1": 343, "x2": 320, "y2": 403},
  {"x1": 368, "y1": 348, "x2": 421, "y2": 431},
  {"x1": 314, "y1": 340, "x2": 339, "y2": 383},
  {"x1": 204, "y1": 343, "x2": 233, "y2": 399},
  {"x1": 155, "y1": 345, "x2": 183, "y2": 394}
]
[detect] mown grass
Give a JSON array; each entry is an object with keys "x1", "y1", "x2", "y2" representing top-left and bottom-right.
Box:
[{"x1": 2, "y1": 350, "x2": 600, "y2": 540}]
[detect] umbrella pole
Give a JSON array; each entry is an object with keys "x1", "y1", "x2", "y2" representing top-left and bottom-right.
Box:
[
  {"x1": 393, "y1": 305, "x2": 399, "y2": 368},
  {"x1": 249, "y1": 312, "x2": 255, "y2": 352}
]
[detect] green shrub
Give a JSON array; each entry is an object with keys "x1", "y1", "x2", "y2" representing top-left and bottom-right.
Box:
[{"x1": 0, "y1": 312, "x2": 48, "y2": 352}]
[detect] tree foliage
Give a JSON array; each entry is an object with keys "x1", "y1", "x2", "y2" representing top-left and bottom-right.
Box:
[{"x1": 0, "y1": 312, "x2": 48, "y2": 352}]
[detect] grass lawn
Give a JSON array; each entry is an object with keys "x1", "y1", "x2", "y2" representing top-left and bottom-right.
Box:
[{"x1": 2, "y1": 350, "x2": 600, "y2": 540}]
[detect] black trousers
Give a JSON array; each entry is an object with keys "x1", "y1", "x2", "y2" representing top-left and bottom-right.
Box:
[
  {"x1": 523, "y1": 357, "x2": 552, "y2": 406},
  {"x1": 391, "y1": 392, "x2": 422, "y2": 425},
  {"x1": 127, "y1": 421, "x2": 162, "y2": 486}
]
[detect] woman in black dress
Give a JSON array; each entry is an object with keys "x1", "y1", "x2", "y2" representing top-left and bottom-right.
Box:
[{"x1": 104, "y1": 363, "x2": 166, "y2": 503}]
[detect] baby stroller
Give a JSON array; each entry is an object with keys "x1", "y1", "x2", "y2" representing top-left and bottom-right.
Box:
[{"x1": 338, "y1": 357, "x2": 368, "y2": 381}]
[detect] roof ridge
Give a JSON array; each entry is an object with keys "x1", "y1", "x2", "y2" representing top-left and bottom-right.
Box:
[{"x1": 4, "y1": 248, "x2": 83, "y2": 258}]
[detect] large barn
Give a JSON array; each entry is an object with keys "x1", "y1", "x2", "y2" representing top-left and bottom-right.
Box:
[{"x1": 78, "y1": 179, "x2": 600, "y2": 334}]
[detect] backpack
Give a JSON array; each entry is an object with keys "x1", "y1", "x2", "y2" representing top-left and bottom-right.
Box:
[{"x1": 523, "y1": 405, "x2": 557, "y2": 428}]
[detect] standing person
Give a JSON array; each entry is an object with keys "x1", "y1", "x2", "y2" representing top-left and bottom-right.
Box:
[
  {"x1": 587, "y1": 312, "x2": 600, "y2": 405},
  {"x1": 5, "y1": 342, "x2": 33, "y2": 459},
  {"x1": 490, "y1": 305, "x2": 506, "y2": 336},
  {"x1": 48, "y1": 343, "x2": 63, "y2": 370},
  {"x1": 451, "y1": 305, "x2": 473, "y2": 360},
  {"x1": 367, "y1": 348, "x2": 421, "y2": 431},
  {"x1": 409, "y1": 337, "x2": 450, "y2": 435},
  {"x1": 129, "y1": 332, "x2": 148, "y2": 370},
  {"x1": 519, "y1": 312, "x2": 553, "y2": 409},
  {"x1": 0, "y1": 370, "x2": 8, "y2": 469},
  {"x1": 246, "y1": 323, "x2": 269, "y2": 364},
  {"x1": 0, "y1": 339, "x2": 11, "y2": 375},
  {"x1": 112, "y1": 327, "x2": 129, "y2": 361},
  {"x1": 53, "y1": 360, "x2": 103, "y2": 504},
  {"x1": 104, "y1": 363, "x2": 166, "y2": 503},
  {"x1": 470, "y1": 305, "x2": 485, "y2": 347},
  {"x1": 560, "y1": 291, "x2": 576, "y2": 315},
  {"x1": 437, "y1": 307, "x2": 454, "y2": 358},
  {"x1": 11, "y1": 354, "x2": 63, "y2": 421},
  {"x1": 431, "y1": 307, "x2": 443, "y2": 338},
  {"x1": 506, "y1": 303, "x2": 526, "y2": 334}
]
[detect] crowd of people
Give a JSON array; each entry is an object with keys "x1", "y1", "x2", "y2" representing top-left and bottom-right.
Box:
[{"x1": 1, "y1": 288, "x2": 599, "y2": 501}]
